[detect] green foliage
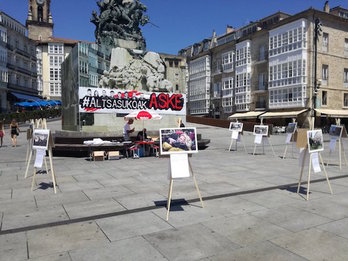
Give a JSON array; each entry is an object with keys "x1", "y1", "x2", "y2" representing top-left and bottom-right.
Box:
[{"x1": 0, "y1": 108, "x2": 61, "y2": 124}]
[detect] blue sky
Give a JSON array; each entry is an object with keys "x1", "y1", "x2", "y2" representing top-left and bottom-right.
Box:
[{"x1": 1, "y1": 0, "x2": 347, "y2": 54}]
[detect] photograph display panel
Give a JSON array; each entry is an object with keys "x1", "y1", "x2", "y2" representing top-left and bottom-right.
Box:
[
  {"x1": 229, "y1": 122, "x2": 243, "y2": 132},
  {"x1": 307, "y1": 129, "x2": 324, "y2": 153},
  {"x1": 32, "y1": 129, "x2": 50, "y2": 150},
  {"x1": 329, "y1": 125, "x2": 343, "y2": 138},
  {"x1": 160, "y1": 128, "x2": 198, "y2": 155},
  {"x1": 253, "y1": 125, "x2": 269, "y2": 136},
  {"x1": 286, "y1": 122, "x2": 297, "y2": 134}
]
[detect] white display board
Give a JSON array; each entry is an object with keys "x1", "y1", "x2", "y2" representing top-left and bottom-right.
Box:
[{"x1": 169, "y1": 154, "x2": 191, "y2": 179}]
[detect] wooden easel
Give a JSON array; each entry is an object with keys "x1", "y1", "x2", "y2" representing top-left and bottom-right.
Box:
[
  {"x1": 297, "y1": 148, "x2": 333, "y2": 200},
  {"x1": 228, "y1": 131, "x2": 247, "y2": 153},
  {"x1": 25, "y1": 118, "x2": 47, "y2": 178},
  {"x1": 24, "y1": 118, "x2": 57, "y2": 194},
  {"x1": 283, "y1": 120, "x2": 297, "y2": 159},
  {"x1": 25, "y1": 119, "x2": 34, "y2": 166},
  {"x1": 283, "y1": 132, "x2": 296, "y2": 159},
  {"x1": 31, "y1": 140, "x2": 57, "y2": 194},
  {"x1": 166, "y1": 154, "x2": 204, "y2": 221},
  {"x1": 327, "y1": 125, "x2": 348, "y2": 170},
  {"x1": 253, "y1": 135, "x2": 276, "y2": 156}
]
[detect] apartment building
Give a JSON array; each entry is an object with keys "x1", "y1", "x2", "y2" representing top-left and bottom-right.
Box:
[
  {"x1": 0, "y1": 22, "x2": 7, "y2": 112},
  {"x1": 35, "y1": 38, "x2": 78, "y2": 100},
  {"x1": 26, "y1": 0, "x2": 80, "y2": 100},
  {"x1": 185, "y1": 40, "x2": 212, "y2": 115},
  {"x1": 182, "y1": 3, "x2": 348, "y2": 126},
  {"x1": 159, "y1": 53, "x2": 187, "y2": 94},
  {"x1": 0, "y1": 12, "x2": 38, "y2": 113}
]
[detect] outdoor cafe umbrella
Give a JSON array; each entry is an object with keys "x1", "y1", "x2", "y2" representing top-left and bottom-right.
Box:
[
  {"x1": 14, "y1": 101, "x2": 35, "y2": 108},
  {"x1": 124, "y1": 110, "x2": 162, "y2": 155}
]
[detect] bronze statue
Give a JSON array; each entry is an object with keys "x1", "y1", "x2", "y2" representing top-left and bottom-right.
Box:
[{"x1": 91, "y1": 0, "x2": 149, "y2": 49}]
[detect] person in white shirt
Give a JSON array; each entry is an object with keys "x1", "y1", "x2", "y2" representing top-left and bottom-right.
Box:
[{"x1": 123, "y1": 118, "x2": 135, "y2": 141}]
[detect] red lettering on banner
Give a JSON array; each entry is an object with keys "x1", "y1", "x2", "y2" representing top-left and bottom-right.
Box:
[
  {"x1": 158, "y1": 93, "x2": 167, "y2": 109},
  {"x1": 149, "y1": 93, "x2": 158, "y2": 109},
  {"x1": 174, "y1": 94, "x2": 183, "y2": 110}
]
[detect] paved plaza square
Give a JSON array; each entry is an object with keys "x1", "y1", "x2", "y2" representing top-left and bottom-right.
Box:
[{"x1": 1, "y1": 120, "x2": 348, "y2": 260}]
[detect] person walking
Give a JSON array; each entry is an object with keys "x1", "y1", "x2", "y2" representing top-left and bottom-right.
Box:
[
  {"x1": 9, "y1": 119, "x2": 19, "y2": 147},
  {"x1": 0, "y1": 120, "x2": 4, "y2": 147}
]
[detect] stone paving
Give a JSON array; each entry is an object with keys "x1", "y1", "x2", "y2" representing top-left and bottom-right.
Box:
[{"x1": 0, "y1": 119, "x2": 348, "y2": 260}]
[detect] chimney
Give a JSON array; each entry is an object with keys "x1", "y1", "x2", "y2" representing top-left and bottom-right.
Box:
[
  {"x1": 226, "y1": 25, "x2": 235, "y2": 34},
  {"x1": 324, "y1": 1, "x2": 330, "y2": 13}
]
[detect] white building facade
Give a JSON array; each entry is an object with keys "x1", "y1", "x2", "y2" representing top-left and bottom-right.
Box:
[
  {"x1": 0, "y1": 23, "x2": 8, "y2": 112},
  {"x1": 268, "y1": 19, "x2": 308, "y2": 109},
  {"x1": 188, "y1": 55, "x2": 211, "y2": 114},
  {"x1": 235, "y1": 40, "x2": 251, "y2": 111},
  {"x1": 221, "y1": 50, "x2": 234, "y2": 114}
]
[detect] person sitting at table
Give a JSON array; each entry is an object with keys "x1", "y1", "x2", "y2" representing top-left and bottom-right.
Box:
[{"x1": 136, "y1": 128, "x2": 147, "y2": 141}]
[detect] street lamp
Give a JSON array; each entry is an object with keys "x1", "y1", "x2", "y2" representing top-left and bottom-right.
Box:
[{"x1": 312, "y1": 17, "x2": 322, "y2": 129}]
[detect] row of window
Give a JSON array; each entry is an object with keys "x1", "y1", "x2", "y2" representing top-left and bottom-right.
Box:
[
  {"x1": 222, "y1": 97, "x2": 232, "y2": 107},
  {"x1": 269, "y1": 59, "x2": 306, "y2": 88},
  {"x1": 49, "y1": 55, "x2": 64, "y2": 67},
  {"x1": 321, "y1": 91, "x2": 348, "y2": 108},
  {"x1": 49, "y1": 68, "x2": 61, "y2": 82},
  {"x1": 189, "y1": 78, "x2": 210, "y2": 98},
  {"x1": 79, "y1": 60, "x2": 88, "y2": 74},
  {"x1": 236, "y1": 46, "x2": 251, "y2": 67},
  {"x1": 8, "y1": 54, "x2": 36, "y2": 72},
  {"x1": 0, "y1": 28, "x2": 7, "y2": 43},
  {"x1": 8, "y1": 72, "x2": 36, "y2": 88},
  {"x1": 89, "y1": 74, "x2": 99, "y2": 87},
  {"x1": 189, "y1": 100, "x2": 209, "y2": 114},
  {"x1": 189, "y1": 57, "x2": 210, "y2": 75},
  {"x1": 269, "y1": 26, "x2": 306, "y2": 56},
  {"x1": 48, "y1": 44, "x2": 64, "y2": 55},
  {"x1": 236, "y1": 72, "x2": 251, "y2": 89},
  {"x1": 0, "y1": 49, "x2": 6, "y2": 63},
  {"x1": 0, "y1": 70, "x2": 8, "y2": 82},
  {"x1": 222, "y1": 51, "x2": 234, "y2": 68},
  {"x1": 269, "y1": 86, "x2": 306, "y2": 107},
  {"x1": 0, "y1": 14, "x2": 26, "y2": 35},
  {"x1": 236, "y1": 103, "x2": 250, "y2": 111},
  {"x1": 222, "y1": 77, "x2": 233, "y2": 90},
  {"x1": 235, "y1": 93, "x2": 250, "y2": 105},
  {"x1": 50, "y1": 82, "x2": 61, "y2": 96}
]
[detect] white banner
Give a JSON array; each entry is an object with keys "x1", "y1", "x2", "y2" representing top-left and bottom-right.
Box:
[{"x1": 79, "y1": 87, "x2": 186, "y2": 115}]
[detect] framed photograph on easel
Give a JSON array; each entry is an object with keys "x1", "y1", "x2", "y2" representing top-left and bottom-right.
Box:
[
  {"x1": 286, "y1": 122, "x2": 297, "y2": 134},
  {"x1": 159, "y1": 128, "x2": 198, "y2": 155},
  {"x1": 229, "y1": 122, "x2": 243, "y2": 132},
  {"x1": 253, "y1": 125, "x2": 269, "y2": 136},
  {"x1": 32, "y1": 129, "x2": 50, "y2": 150},
  {"x1": 329, "y1": 125, "x2": 343, "y2": 138},
  {"x1": 307, "y1": 129, "x2": 324, "y2": 153},
  {"x1": 160, "y1": 127, "x2": 203, "y2": 220}
]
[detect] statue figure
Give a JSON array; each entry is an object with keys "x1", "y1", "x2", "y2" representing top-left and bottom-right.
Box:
[{"x1": 91, "y1": 0, "x2": 149, "y2": 49}]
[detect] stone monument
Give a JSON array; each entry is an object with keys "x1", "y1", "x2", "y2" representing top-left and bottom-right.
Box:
[{"x1": 91, "y1": 0, "x2": 173, "y2": 92}]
